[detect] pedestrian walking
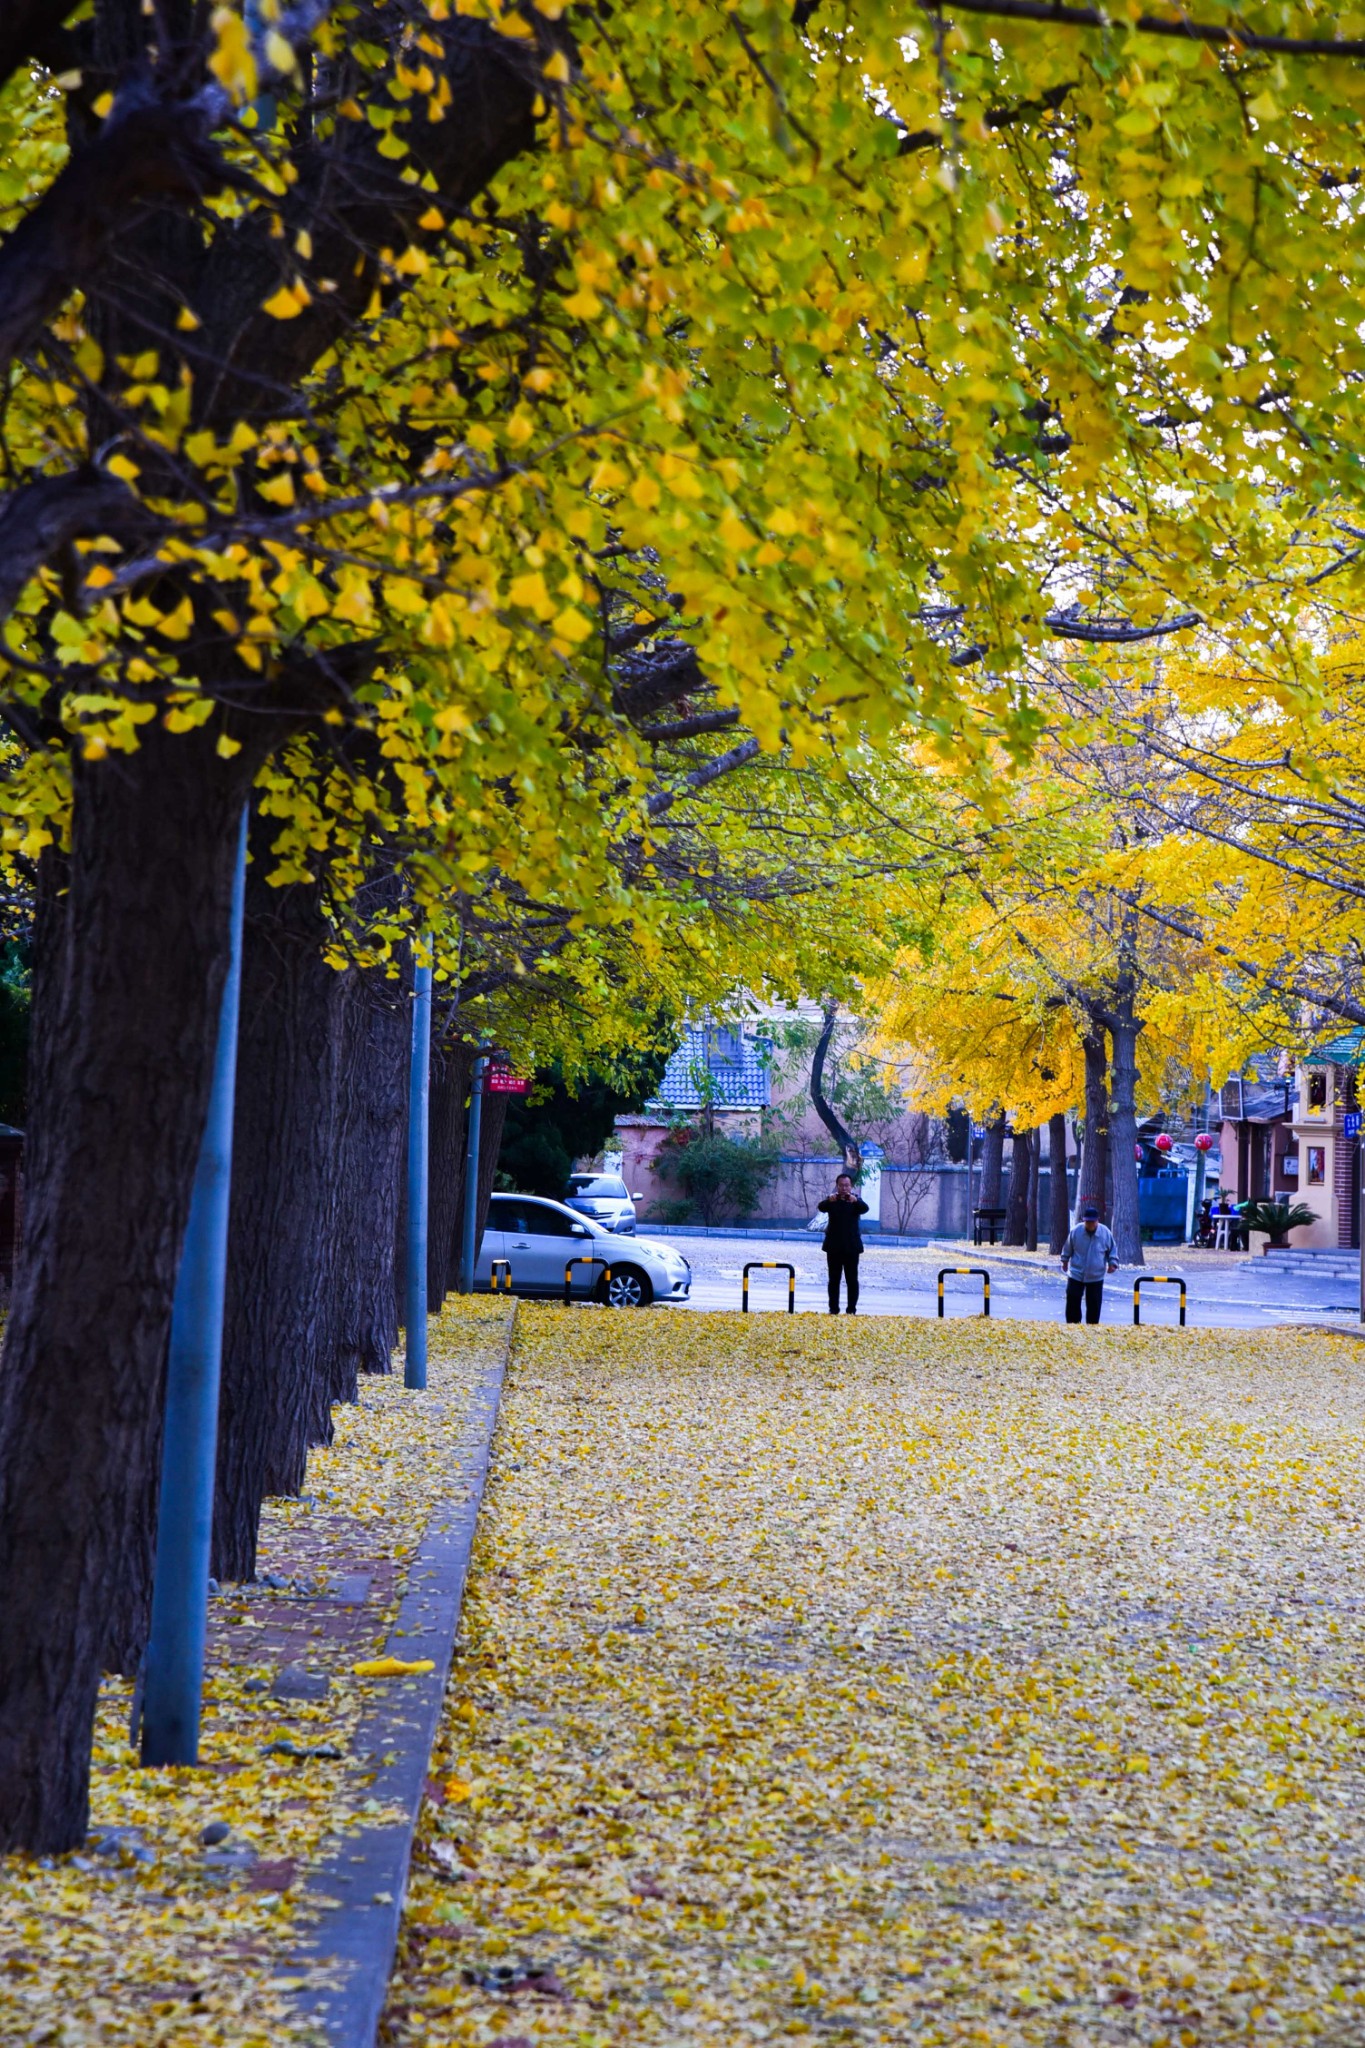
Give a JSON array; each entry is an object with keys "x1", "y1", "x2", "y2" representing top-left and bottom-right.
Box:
[
  {"x1": 818, "y1": 1172, "x2": 868, "y2": 1314},
  {"x1": 1060, "y1": 1202, "x2": 1118, "y2": 1324}
]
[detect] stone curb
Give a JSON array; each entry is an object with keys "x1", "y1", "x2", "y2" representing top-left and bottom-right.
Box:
[{"x1": 286, "y1": 1312, "x2": 513, "y2": 2046}]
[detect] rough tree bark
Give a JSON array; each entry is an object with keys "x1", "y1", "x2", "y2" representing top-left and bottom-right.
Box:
[
  {"x1": 444, "y1": 1074, "x2": 511, "y2": 1295},
  {"x1": 1106, "y1": 1014, "x2": 1145, "y2": 1267},
  {"x1": 427, "y1": 1034, "x2": 473, "y2": 1312},
  {"x1": 331, "y1": 968, "x2": 408, "y2": 1388},
  {"x1": 212, "y1": 845, "x2": 351, "y2": 1584},
  {"x1": 1026, "y1": 1127, "x2": 1041, "y2": 1252},
  {"x1": 1078, "y1": 1029, "x2": 1110, "y2": 1218},
  {"x1": 0, "y1": 730, "x2": 262, "y2": 1851},
  {"x1": 978, "y1": 1112, "x2": 1007, "y2": 1211},
  {"x1": 1004, "y1": 1127, "x2": 1031, "y2": 1245},
  {"x1": 1048, "y1": 1113, "x2": 1072, "y2": 1253}
]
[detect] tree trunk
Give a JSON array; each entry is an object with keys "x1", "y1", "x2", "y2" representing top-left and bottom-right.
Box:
[
  {"x1": 0, "y1": 728, "x2": 260, "y2": 1851},
  {"x1": 427, "y1": 1033, "x2": 472, "y2": 1312},
  {"x1": 978, "y1": 1111, "x2": 1007, "y2": 1210},
  {"x1": 445, "y1": 1069, "x2": 511, "y2": 1293},
  {"x1": 810, "y1": 1001, "x2": 859, "y2": 1173},
  {"x1": 1107, "y1": 1015, "x2": 1145, "y2": 1267},
  {"x1": 331, "y1": 968, "x2": 407, "y2": 1386},
  {"x1": 1004, "y1": 1127, "x2": 1031, "y2": 1244},
  {"x1": 1025, "y1": 1127, "x2": 1040, "y2": 1252},
  {"x1": 211, "y1": 850, "x2": 349, "y2": 1584},
  {"x1": 1048, "y1": 1112, "x2": 1071, "y2": 1254},
  {"x1": 1078, "y1": 1029, "x2": 1110, "y2": 1217}
]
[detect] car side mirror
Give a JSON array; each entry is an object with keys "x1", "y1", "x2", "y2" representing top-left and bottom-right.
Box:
[
  {"x1": 631, "y1": 1191, "x2": 643, "y2": 1200},
  {"x1": 570, "y1": 1222, "x2": 590, "y2": 1237}
]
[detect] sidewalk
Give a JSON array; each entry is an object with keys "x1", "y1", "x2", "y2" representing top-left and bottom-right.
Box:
[{"x1": 0, "y1": 1298, "x2": 511, "y2": 2048}]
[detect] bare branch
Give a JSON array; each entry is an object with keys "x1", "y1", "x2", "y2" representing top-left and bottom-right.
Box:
[
  {"x1": 1043, "y1": 607, "x2": 1201, "y2": 644},
  {"x1": 638, "y1": 708, "x2": 741, "y2": 742},
  {"x1": 646, "y1": 735, "x2": 764, "y2": 817},
  {"x1": 0, "y1": 468, "x2": 155, "y2": 623},
  {"x1": 0, "y1": 80, "x2": 252, "y2": 376}
]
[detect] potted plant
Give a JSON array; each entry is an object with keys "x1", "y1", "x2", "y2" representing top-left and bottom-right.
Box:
[{"x1": 1240, "y1": 1199, "x2": 1319, "y2": 1250}]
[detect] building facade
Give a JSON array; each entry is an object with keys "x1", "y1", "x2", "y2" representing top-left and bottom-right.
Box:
[{"x1": 1285, "y1": 1029, "x2": 1362, "y2": 1249}]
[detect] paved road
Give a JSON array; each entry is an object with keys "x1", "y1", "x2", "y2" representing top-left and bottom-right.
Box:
[{"x1": 654, "y1": 1230, "x2": 1365, "y2": 1331}]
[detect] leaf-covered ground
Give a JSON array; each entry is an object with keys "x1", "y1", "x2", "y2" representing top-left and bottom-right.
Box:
[
  {"x1": 388, "y1": 1308, "x2": 1365, "y2": 2045},
  {"x1": 0, "y1": 1299, "x2": 509, "y2": 2047}
]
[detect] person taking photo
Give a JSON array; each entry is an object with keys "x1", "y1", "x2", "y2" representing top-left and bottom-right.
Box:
[{"x1": 818, "y1": 1172, "x2": 868, "y2": 1314}]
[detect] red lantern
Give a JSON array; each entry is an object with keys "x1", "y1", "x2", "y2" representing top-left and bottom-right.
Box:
[
  {"x1": 1194, "y1": 1132, "x2": 1214, "y2": 1153},
  {"x1": 1155, "y1": 1132, "x2": 1173, "y2": 1153}
]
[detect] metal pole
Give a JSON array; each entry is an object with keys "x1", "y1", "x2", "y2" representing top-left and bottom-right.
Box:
[
  {"x1": 1189, "y1": 1146, "x2": 1207, "y2": 1244},
  {"x1": 404, "y1": 951, "x2": 433, "y2": 1390},
  {"x1": 965, "y1": 1116, "x2": 976, "y2": 1245},
  {"x1": 141, "y1": 805, "x2": 248, "y2": 1767},
  {"x1": 1359, "y1": 1130, "x2": 1364, "y2": 1326},
  {"x1": 457, "y1": 1048, "x2": 490, "y2": 1294}
]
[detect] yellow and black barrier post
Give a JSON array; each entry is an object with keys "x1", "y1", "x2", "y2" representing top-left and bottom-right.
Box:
[
  {"x1": 938, "y1": 1266, "x2": 991, "y2": 1318},
  {"x1": 742, "y1": 1261, "x2": 797, "y2": 1313},
  {"x1": 564, "y1": 1255, "x2": 611, "y2": 1305},
  {"x1": 1133, "y1": 1273, "x2": 1187, "y2": 1327},
  {"x1": 489, "y1": 1258, "x2": 513, "y2": 1293}
]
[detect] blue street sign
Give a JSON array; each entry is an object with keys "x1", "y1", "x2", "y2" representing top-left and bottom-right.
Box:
[{"x1": 1345, "y1": 1112, "x2": 1362, "y2": 1138}]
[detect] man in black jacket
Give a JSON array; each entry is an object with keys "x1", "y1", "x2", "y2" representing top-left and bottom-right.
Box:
[{"x1": 818, "y1": 1173, "x2": 868, "y2": 1314}]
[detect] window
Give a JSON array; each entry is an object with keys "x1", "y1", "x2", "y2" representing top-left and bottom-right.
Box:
[
  {"x1": 1307, "y1": 1145, "x2": 1326, "y2": 1186},
  {"x1": 488, "y1": 1197, "x2": 582, "y2": 1236},
  {"x1": 1307, "y1": 1070, "x2": 1328, "y2": 1113},
  {"x1": 519, "y1": 1201, "x2": 582, "y2": 1237},
  {"x1": 706, "y1": 1026, "x2": 743, "y2": 1068},
  {"x1": 567, "y1": 1176, "x2": 627, "y2": 1198}
]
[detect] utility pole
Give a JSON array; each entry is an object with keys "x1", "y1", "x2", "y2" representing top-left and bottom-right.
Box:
[
  {"x1": 404, "y1": 951, "x2": 432, "y2": 1391},
  {"x1": 141, "y1": 806, "x2": 248, "y2": 1767}
]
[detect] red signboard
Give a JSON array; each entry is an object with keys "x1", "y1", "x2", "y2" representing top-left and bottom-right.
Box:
[{"x1": 487, "y1": 1069, "x2": 531, "y2": 1094}]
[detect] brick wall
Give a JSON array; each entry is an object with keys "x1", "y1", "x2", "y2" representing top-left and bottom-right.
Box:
[{"x1": 1335, "y1": 1133, "x2": 1360, "y2": 1250}]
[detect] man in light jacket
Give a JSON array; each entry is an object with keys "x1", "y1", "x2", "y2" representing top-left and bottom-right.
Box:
[{"x1": 1060, "y1": 1203, "x2": 1118, "y2": 1324}]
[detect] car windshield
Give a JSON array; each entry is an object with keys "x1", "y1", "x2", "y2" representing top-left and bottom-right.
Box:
[{"x1": 567, "y1": 1176, "x2": 628, "y2": 1199}]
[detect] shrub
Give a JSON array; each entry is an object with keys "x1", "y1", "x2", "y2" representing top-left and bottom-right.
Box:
[
  {"x1": 1241, "y1": 1199, "x2": 1318, "y2": 1246},
  {"x1": 654, "y1": 1127, "x2": 779, "y2": 1225}
]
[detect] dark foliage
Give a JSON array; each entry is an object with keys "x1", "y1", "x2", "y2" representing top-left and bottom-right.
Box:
[{"x1": 498, "y1": 1052, "x2": 668, "y2": 1198}]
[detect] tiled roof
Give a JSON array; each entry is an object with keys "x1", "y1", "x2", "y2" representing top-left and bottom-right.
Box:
[
  {"x1": 650, "y1": 1025, "x2": 771, "y2": 1110},
  {"x1": 1310, "y1": 1025, "x2": 1365, "y2": 1066}
]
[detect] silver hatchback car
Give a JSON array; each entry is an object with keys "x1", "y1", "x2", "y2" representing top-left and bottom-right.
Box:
[
  {"x1": 478, "y1": 1194, "x2": 690, "y2": 1308},
  {"x1": 563, "y1": 1172, "x2": 640, "y2": 1234}
]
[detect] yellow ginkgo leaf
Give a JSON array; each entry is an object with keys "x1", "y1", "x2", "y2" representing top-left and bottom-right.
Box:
[
  {"x1": 262, "y1": 283, "x2": 307, "y2": 320},
  {"x1": 352, "y1": 1655, "x2": 436, "y2": 1677}
]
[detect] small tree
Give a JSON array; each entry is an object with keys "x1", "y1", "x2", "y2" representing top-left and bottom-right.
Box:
[{"x1": 1241, "y1": 1200, "x2": 1319, "y2": 1248}]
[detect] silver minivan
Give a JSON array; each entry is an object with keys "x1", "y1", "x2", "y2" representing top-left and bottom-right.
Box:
[
  {"x1": 478, "y1": 1194, "x2": 690, "y2": 1307},
  {"x1": 563, "y1": 1172, "x2": 640, "y2": 1234}
]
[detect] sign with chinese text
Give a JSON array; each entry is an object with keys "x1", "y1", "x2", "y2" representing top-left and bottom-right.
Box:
[{"x1": 487, "y1": 1066, "x2": 531, "y2": 1095}]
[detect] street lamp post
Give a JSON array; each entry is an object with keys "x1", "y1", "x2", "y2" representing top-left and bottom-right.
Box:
[{"x1": 141, "y1": 805, "x2": 248, "y2": 1767}]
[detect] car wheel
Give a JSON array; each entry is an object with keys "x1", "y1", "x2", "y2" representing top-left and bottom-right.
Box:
[{"x1": 599, "y1": 1264, "x2": 653, "y2": 1308}]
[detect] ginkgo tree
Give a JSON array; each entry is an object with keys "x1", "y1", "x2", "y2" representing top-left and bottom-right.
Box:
[{"x1": 7, "y1": 0, "x2": 1365, "y2": 1852}]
